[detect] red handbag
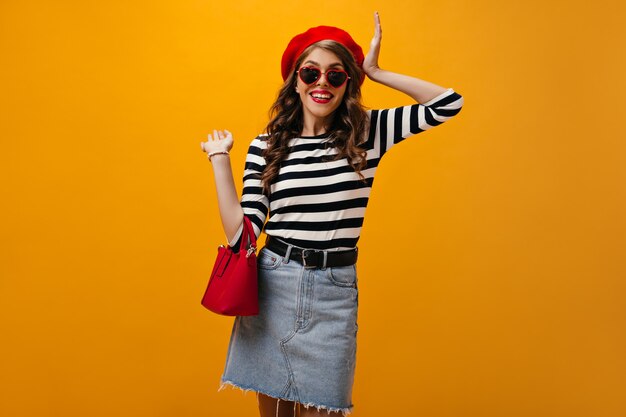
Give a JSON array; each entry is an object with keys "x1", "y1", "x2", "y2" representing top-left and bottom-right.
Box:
[{"x1": 201, "y1": 216, "x2": 259, "y2": 316}]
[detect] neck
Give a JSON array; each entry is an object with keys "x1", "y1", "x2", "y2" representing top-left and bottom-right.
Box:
[{"x1": 301, "y1": 113, "x2": 333, "y2": 137}]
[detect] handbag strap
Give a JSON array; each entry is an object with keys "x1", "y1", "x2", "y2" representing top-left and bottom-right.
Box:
[{"x1": 238, "y1": 216, "x2": 257, "y2": 253}]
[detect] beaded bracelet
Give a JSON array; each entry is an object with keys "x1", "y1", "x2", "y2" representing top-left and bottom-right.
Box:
[{"x1": 208, "y1": 151, "x2": 229, "y2": 162}]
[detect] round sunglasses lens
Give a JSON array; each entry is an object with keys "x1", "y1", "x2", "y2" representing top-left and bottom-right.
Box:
[
  {"x1": 300, "y1": 68, "x2": 320, "y2": 84},
  {"x1": 327, "y1": 71, "x2": 348, "y2": 87}
]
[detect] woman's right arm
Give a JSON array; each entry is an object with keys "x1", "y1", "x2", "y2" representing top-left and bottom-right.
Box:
[
  {"x1": 201, "y1": 129, "x2": 243, "y2": 243},
  {"x1": 209, "y1": 155, "x2": 244, "y2": 244}
]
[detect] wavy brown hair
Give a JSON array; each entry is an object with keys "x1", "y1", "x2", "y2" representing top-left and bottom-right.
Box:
[{"x1": 260, "y1": 40, "x2": 369, "y2": 196}]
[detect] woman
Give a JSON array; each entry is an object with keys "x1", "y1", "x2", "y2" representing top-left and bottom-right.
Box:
[{"x1": 201, "y1": 12, "x2": 464, "y2": 417}]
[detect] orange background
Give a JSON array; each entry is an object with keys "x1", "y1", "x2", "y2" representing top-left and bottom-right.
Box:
[{"x1": 1, "y1": 1, "x2": 625, "y2": 416}]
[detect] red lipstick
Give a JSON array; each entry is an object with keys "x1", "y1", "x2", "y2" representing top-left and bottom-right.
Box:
[{"x1": 309, "y1": 89, "x2": 334, "y2": 104}]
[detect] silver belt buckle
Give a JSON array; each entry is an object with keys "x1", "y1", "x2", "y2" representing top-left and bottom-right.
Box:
[
  {"x1": 301, "y1": 249, "x2": 318, "y2": 269},
  {"x1": 301, "y1": 249, "x2": 329, "y2": 269}
]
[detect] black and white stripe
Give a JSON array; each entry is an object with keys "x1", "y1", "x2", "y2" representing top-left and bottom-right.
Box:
[{"x1": 228, "y1": 88, "x2": 464, "y2": 251}]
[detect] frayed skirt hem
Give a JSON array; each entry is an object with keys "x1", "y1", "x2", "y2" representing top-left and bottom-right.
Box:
[{"x1": 218, "y1": 379, "x2": 353, "y2": 416}]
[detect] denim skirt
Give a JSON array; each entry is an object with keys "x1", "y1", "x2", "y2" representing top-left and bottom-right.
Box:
[{"x1": 219, "y1": 245, "x2": 359, "y2": 415}]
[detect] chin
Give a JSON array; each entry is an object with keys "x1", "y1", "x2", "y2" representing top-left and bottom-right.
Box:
[
  {"x1": 308, "y1": 104, "x2": 341, "y2": 120},
  {"x1": 313, "y1": 110, "x2": 336, "y2": 119}
]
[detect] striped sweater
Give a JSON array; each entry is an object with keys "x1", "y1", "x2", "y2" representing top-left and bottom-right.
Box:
[{"x1": 228, "y1": 87, "x2": 464, "y2": 251}]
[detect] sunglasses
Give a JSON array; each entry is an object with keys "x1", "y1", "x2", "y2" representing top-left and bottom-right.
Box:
[{"x1": 297, "y1": 66, "x2": 350, "y2": 88}]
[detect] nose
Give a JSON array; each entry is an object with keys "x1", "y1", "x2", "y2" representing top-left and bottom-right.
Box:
[{"x1": 316, "y1": 71, "x2": 329, "y2": 86}]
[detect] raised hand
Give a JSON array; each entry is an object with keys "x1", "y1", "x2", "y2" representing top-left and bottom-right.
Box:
[
  {"x1": 362, "y1": 11, "x2": 382, "y2": 79},
  {"x1": 201, "y1": 129, "x2": 234, "y2": 155}
]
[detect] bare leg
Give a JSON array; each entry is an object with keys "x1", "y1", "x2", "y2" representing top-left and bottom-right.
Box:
[{"x1": 258, "y1": 393, "x2": 297, "y2": 417}]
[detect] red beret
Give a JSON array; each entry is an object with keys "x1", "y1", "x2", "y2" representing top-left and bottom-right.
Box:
[{"x1": 281, "y1": 25, "x2": 365, "y2": 85}]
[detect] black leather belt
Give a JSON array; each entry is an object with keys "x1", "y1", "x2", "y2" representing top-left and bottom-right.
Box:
[{"x1": 265, "y1": 235, "x2": 358, "y2": 269}]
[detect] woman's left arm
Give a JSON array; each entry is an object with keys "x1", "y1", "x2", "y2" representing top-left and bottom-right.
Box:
[{"x1": 363, "y1": 12, "x2": 451, "y2": 104}]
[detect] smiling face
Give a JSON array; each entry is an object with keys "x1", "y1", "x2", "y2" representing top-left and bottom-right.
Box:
[{"x1": 294, "y1": 47, "x2": 348, "y2": 130}]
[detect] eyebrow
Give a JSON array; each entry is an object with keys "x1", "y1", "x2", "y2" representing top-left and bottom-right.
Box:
[{"x1": 303, "y1": 60, "x2": 345, "y2": 68}]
